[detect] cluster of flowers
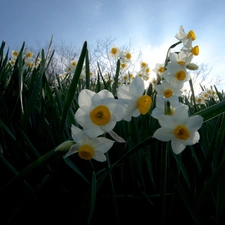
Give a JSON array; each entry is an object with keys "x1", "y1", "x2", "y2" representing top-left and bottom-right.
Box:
[
  {"x1": 8, "y1": 49, "x2": 41, "y2": 71},
  {"x1": 58, "y1": 43, "x2": 154, "y2": 87},
  {"x1": 58, "y1": 26, "x2": 204, "y2": 161},
  {"x1": 152, "y1": 25, "x2": 203, "y2": 154},
  {"x1": 62, "y1": 75, "x2": 152, "y2": 161},
  {"x1": 195, "y1": 88, "x2": 218, "y2": 104}
]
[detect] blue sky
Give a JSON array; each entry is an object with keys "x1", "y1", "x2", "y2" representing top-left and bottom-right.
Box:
[{"x1": 1, "y1": 0, "x2": 225, "y2": 90}]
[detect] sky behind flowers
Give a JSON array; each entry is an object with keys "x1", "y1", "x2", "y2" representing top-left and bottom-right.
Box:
[{"x1": 1, "y1": 0, "x2": 225, "y2": 90}]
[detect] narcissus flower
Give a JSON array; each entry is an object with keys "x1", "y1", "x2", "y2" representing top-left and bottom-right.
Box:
[
  {"x1": 154, "y1": 80, "x2": 183, "y2": 99},
  {"x1": 109, "y1": 45, "x2": 120, "y2": 59},
  {"x1": 12, "y1": 50, "x2": 19, "y2": 59},
  {"x1": 64, "y1": 125, "x2": 114, "y2": 162},
  {"x1": 175, "y1": 25, "x2": 196, "y2": 46},
  {"x1": 153, "y1": 63, "x2": 165, "y2": 76},
  {"x1": 153, "y1": 106, "x2": 203, "y2": 154},
  {"x1": 75, "y1": 89, "x2": 126, "y2": 138},
  {"x1": 117, "y1": 75, "x2": 152, "y2": 121},
  {"x1": 151, "y1": 96, "x2": 185, "y2": 119},
  {"x1": 182, "y1": 39, "x2": 199, "y2": 57},
  {"x1": 162, "y1": 64, "x2": 190, "y2": 89}
]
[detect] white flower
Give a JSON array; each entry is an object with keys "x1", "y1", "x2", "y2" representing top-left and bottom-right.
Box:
[
  {"x1": 153, "y1": 63, "x2": 165, "y2": 76},
  {"x1": 64, "y1": 125, "x2": 114, "y2": 162},
  {"x1": 117, "y1": 75, "x2": 152, "y2": 122},
  {"x1": 75, "y1": 89, "x2": 126, "y2": 138},
  {"x1": 23, "y1": 49, "x2": 33, "y2": 59},
  {"x1": 120, "y1": 50, "x2": 132, "y2": 62},
  {"x1": 154, "y1": 80, "x2": 183, "y2": 99},
  {"x1": 153, "y1": 106, "x2": 203, "y2": 154},
  {"x1": 175, "y1": 25, "x2": 196, "y2": 46},
  {"x1": 109, "y1": 45, "x2": 120, "y2": 59},
  {"x1": 162, "y1": 64, "x2": 190, "y2": 89},
  {"x1": 169, "y1": 51, "x2": 193, "y2": 67},
  {"x1": 12, "y1": 50, "x2": 19, "y2": 59},
  {"x1": 181, "y1": 39, "x2": 199, "y2": 57},
  {"x1": 151, "y1": 96, "x2": 186, "y2": 119}
]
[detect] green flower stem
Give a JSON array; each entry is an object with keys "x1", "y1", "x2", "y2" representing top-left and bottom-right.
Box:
[{"x1": 160, "y1": 142, "x2": 168, "y2": 225}]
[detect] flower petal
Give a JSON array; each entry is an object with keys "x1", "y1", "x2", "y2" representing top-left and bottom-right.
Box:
[
  {"x1": 64, "y1": 144, "x2": 80, "y2": 158},
  {"x1": 71, "y1": 125, "x2": 87, "y2": 143},
  {"x1": 129, "y1": 76, "x2": 144, "y2": 98},
  {"x1": 117, "y1": 85, "x2": 132, "y2": 100},
  {"x1": 185, "y1": 115, "x2": 203, "y2": 130},
  {"x1": 78, "y1": 89, "x2": 95, "y2": 107},
  {"x1": 153, "y1": 127, "x2": 174, "y2": 141},
  {"x1": 98, "y1": 89, "x2": 114, "y2": 99},
  {"x1": 183, "y1": 130, "x2": 200, "y2": 145},
  {"x1": 171, "y1": 138, "x2": 186, "y2": 154},
  {"x1": 92, "y1": 137, "x2": 115, "y2": 153},
  {"x1": 93, "y1": 151, "x2": 107, "y2": 162}
]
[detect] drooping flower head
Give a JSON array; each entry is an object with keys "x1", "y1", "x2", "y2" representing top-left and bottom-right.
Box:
[{"x1": 175, "y1": 25, "x2": 196, "y2": 46}]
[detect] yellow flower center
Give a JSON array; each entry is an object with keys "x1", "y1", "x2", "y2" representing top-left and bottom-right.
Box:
[
  {"x1": 71, "y1": 61, "x2": 77, "y2": 66},
  {"x1": 187, "y1": 30, "x2": 196, "y2": 40},
  {"x1": 137, "y1": 95, "x2": 152, "y2": 115},
  {"x1": 177, "y1": 61, "x2": 185, "y2": 66},
  {"x1": 191, "y1": 46, "x2": 199, "y2": 56},
  {"x1": 126, "y1": 53, "x2": 132, "y2": 59},
  {"x1": 28, "y1": 62, "x2": 33, "y2": 67},
  {"x1": 158, "y1": 67, "x2": 165, "y2": 73},
  {"x1": 121, "y1": 63, "x2": 126, "y2": 68},
  {"x1": 141, "y1": 62, "x2": 147, "y2": 67},
  {"x1": 90, "y1": 105, "x2": 111, "y2": 126},
  {"x1": 111, "y1": 48, "x2": 117, "y2": 55},
  {"x1": 197, "y1": 98, "x2": 202, "y2": 103},
  {"x1": 27, "y1": 52, "x2": 33, "y2": 58},
  {"x1": 175, "y1": 70, "x2": 186, "y2": 80},
  {"x1": 164, "y1": 89, "x2": 173, "y2": 98},
  {"x1": 145, "y1": 68, "x2": 150, "y2": 73},
  {"x1": 174, "y1": 125, "x2": 190, "y2": 140},
  {"x1": 78, "y1": 144, "x2": 94, "y2": 160},
  {"x1": 12, "y1": 51, "x2": 18, "y2": 57}
]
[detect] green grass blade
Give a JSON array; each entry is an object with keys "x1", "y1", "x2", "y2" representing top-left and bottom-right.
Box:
[
  {"x1": 194, "y1": 100, "x2": 225, "y2": 122},
  {"x1": 195, "y1": 159, "x2": 225, "y2": 213},
  {"x1": 21, "y1": 49, "x2": 45, "y2": 127},
  {"x1": 59, "y1": 41, "x2": 87, "y2": 137},
  {"x1": 0, "y1": 119, "x2": 16, "y2": 140},
  {"x1": 87, "y1": 172, "x2": 97, "y2": 225},
  {"x1": 63, "y1": 157, "x2": 89, "y2": 184},
  {"x1": 168, "y1": 165, "x2": 202, "y2": 224},
  {"x1": 0, "y1": 149, "x2": 64, "y2": 192},
  {"x1": 85, "y1": 49, "x2": 90, "y2": 89}
]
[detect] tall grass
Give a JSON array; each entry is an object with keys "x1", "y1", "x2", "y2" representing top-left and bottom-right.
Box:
[{"x1": 1, "y1": 39, "x2": 225, "y2": 225}]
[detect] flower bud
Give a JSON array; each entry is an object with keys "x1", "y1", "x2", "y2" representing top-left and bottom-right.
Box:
[
  {"x1": 55, "y1": 140, "x2": 74, "y2": 151},
  {"x1": 186, "y1": 63, "x2": 199, "y2": 70}
]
